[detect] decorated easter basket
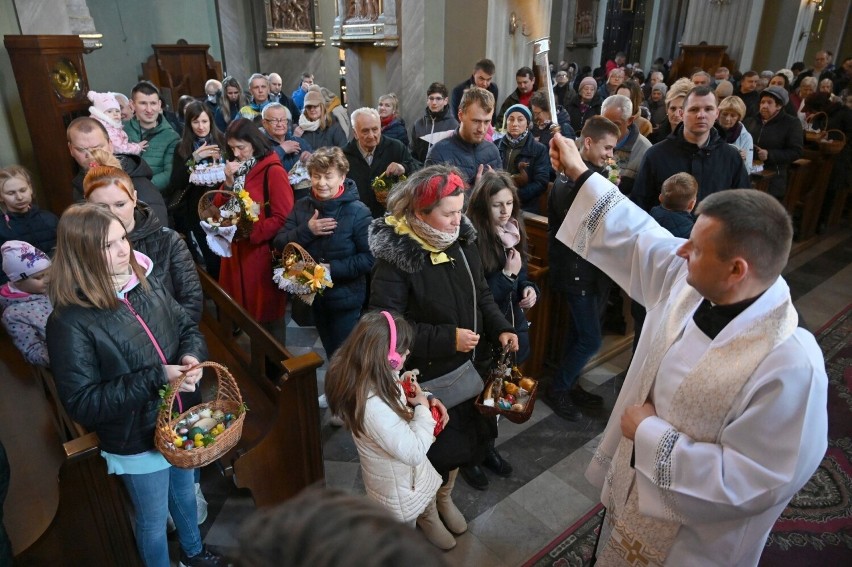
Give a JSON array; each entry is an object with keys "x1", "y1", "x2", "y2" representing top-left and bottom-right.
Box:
[
  {"x1": 197, "y1": 190, "x2": 256, "y2": 240},
  {"x1": 371, "y1": 172, "x2": 407, "y2": 205},
  {"x1": 155, "y1": 362, "x2": 246, "y2": 469},
  {"x1": 272, "y1": 242, "x2": 333, "y2": 306},
  {"x1": 474, "y1": 346, "x2": 538, "y2": 424}
]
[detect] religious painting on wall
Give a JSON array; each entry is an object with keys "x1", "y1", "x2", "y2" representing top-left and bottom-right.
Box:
[
  {"x1": 574, "y1": 0, "x2": 598, "y2": 46},
  {"x1": 330, "y1": 0, "x2": 399, "y2": 47},
  {"x1": 265, "y1": 0, "x2": 325, "y2": 46}
]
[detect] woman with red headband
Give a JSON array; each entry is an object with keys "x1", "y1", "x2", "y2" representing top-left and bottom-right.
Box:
[{"x1": 368, "y1": 165, "x2": 518, "y2": 542}]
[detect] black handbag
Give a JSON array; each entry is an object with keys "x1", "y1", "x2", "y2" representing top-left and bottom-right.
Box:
[{"x1": 422, "y1": 247, "x2": 484, "y2": 408}]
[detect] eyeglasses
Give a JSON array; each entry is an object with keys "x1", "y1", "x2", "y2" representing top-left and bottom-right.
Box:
[
  {"x1": 427, "y1": 96, "x2": 446, "y2": 102},
  {"x1": 264, "y1": 118, "x2": 288, "y2": 124}
]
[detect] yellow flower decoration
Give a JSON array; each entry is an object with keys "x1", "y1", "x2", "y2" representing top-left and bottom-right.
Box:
[{"x1": 301, "y1": 264, "x2": 334, "y2": 292}]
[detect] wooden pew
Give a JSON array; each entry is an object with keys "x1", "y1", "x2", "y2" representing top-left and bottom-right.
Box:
[
  {"x1": 196, "y1": 269, "x2": 325, "y2": 507},
  {"x1": 15, "y1": 432, "x2": 143, "y2": 567}
]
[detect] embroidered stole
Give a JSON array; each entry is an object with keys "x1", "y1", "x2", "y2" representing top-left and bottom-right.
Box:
[{"x1": 598, "y1": 283, "x2": 798, "y2": 566}]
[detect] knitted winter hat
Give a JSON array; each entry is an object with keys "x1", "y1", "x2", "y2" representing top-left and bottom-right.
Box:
[
  {"x1": 652, "y1": 82, "x2": 668, "y2": 96},
  {"x1": 2, "y1": 240, "x2": 51, "y2": 282},
  {"x1": 88, "y1": 90, "x2": 120, "y2": 114},
  {"x1": 579, "y1": 76, "x2": 598, "y2": 92},
  {"x1": 504, "y1": 104, "x2": 532, "y2": 123}
]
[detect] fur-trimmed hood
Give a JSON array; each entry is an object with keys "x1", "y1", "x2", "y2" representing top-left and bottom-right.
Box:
[{"x1": 368, "y1": 214, "x2": 477, "y2": 274}]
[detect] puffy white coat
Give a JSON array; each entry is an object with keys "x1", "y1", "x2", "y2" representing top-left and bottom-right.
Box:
[{"x1": 354, "y1": 386, "x2": 441, "y2": 523}]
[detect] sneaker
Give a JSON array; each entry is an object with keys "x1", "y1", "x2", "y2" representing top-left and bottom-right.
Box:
[
  {"x1": 179, "y1": 545, "x2": 227, "y2": 567},
  {"x1": 318, "y1": 393, "x2": 329, "y2": 409},
  {"x1": 195, "y1": 483, "x2": 208, "y2": 525},
  {"x1": 547, "y1": 390, "x2": 583, "y2": 422},
  {"x1": 569, "y1": 385, "x2": 604, "y2": 408}
]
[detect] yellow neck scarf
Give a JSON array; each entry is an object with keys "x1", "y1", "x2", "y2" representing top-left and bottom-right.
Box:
[{"x1": 385, "y1": 215, "x2": 452, "y2": 265}]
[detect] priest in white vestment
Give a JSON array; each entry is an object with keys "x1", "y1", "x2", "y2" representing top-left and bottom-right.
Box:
[{"x1": 549, "y1": 132, "x2": 828, "y2": 566}]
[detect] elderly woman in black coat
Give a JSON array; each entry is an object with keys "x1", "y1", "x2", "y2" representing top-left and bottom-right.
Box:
[{"x1": 368, "y1": 164, "x2": 518, "y2": 503}]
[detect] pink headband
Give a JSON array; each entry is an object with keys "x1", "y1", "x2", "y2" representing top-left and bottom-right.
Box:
[{"x1": 415, "y1": 173, "x2": 465, "y2": 211}]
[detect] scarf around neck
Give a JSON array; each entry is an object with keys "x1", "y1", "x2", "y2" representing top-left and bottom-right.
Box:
[
  {"x1": 381, "y1": 115, "x2": 395, "y2": 130},
  {"x1": 504, "y1": 130, "x2": 529, "y2": 148},
  {"x1": 299, "y1": 114, "x2": 321, "y2": 132},
  {"x1": 496, "y1": 218, "x2": 521, "y2": 249},
  {"x1": 408, "y1": 213, "x2": 460, "y2": 251},
  {"x1": 232, "y1": 157, "x2": 257, "y2": 192},
  {"x1": 384, "y1": 215, "x2": 458, "y2": 265}
]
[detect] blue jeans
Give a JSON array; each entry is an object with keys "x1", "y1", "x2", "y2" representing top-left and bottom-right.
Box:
[
  {"x1": 553, "y1": 291, "x2": 604, "y2": 393},
  {"x1": 121, "y1": 466, "x2": 202, "y2": 567}
]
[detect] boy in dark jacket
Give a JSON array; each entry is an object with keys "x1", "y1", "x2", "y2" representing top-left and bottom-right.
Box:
[
  {"x1": 548, "y1": 116, "x2": 621, "y2": 421},
  {"x1": 650, "y1": 172, "x2": 697, "y2": 238}
]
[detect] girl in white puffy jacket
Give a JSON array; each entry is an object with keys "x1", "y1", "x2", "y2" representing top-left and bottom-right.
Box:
[{"x1": 325, "y1": 310, "x2": 462, "y2": 550}]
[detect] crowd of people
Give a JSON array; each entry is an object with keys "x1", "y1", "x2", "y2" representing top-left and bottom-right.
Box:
[{"x1": 0, "y1": 50, "x2": 844, "y2": 565}]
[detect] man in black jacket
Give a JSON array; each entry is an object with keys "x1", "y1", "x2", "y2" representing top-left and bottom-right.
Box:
[
  {"x1": 343, "y1": 107, "x2": 417, "y2": 218},
  {"x1": 548, "y1": 116, "x2": 620, "y2": 421},
  {"x1": 67, "y1": 117, "x2": 169, "y2": 228},
  {"x1": 450, "y1": 58, "x2": 499, "y2": 122},
  {"x1": 411, "y1": 82, "x2": 459, "y2": 162},
  {"x1": 631, "y1": 86, "x2": 750, "y2": 212},
  {"x1": 746, "y1": 86, "x2": 803, "y2": 200}
]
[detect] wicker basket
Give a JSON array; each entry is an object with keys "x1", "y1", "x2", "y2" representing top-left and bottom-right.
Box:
[
  {"x1": 280, "y1": 242, "x2": 320, "y2": 305},
  {"x1": 371, "y1": 172, "x2": 406, "y2": 205},
  {"x1": 804, "y1": 112, "x2": 828, "y2": 143},
  {"x1": 474, "y1": 348, "x2": 538, "y2": 424},
  {"x1": 155, "y1": 362, "x2": 245, "y2": 469},
  {"x1": 197, "y1": 190, "x2": 254, "y2": 240},
  {"x1": 819, "y1": 130, "x2": 846, "y2": 155}
]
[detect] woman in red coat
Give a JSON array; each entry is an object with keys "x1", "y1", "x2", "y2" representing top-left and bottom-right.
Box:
[{"x1": 221, "y1": 119, "x2": 294, "y2": 329}]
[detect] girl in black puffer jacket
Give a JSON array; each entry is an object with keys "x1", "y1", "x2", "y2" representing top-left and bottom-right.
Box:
[
  {"x1": 273, "y1": 147, "x2": 374, "y2": 358},
  {"x1": 46, "y1": 203, "x2": 221, "y2": 567}
]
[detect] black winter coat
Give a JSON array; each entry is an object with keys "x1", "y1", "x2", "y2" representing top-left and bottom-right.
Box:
[
  {"x1": 129, "y1": 204, "x2": 203, "y2": 323},
  {"x1": 368, "y1": 216, "x2": 514, "y2": 381},
  {"x1": 565, "y1": 93, "x2": 603, "y2": 132},
  {"x1": 631, "y1": 124, "x2": 750, "y2": 212},
  {"x1": 745, "y1": 111, "x2": 804, "y2": 199},
  {"x1": 530, "y1": 106, "x2": 576, "y2": 150},
  {"x1": 343, "y1": 136, "x2": 418, "y2": 218},
  {"x1": 301, "y1": 122, "x2": 348, "y2": 150},
  {"x1": 0, "y1": 205, "x2": 58, "y2": 285},
  {"x1": 273, "y1": 179, "x2": 374, "y2": 311},
  {"x1": 481, "y1": 245, "x2": 538, "y2": 364},
  {"x1": 47, "y1": 277, "x2": 207, "y2": 455},
  {"x1": 548, "y1": 171, "x2": 609, "y2": 295},
  {"x1": 496, "y1": 133, "x2": 551, "y2": 213},
  {"x1": 411, "y1": 107, "x2": 459, "y2": 163},
  {"x1": 382, "y1": 118, "x2": 410, "y2": 148},
  {"x1": 72, "y1": 154, "x2": 169, "y2": 229},
  {"x1": 424, "y1": 130, "x2": 502, "y2": 186}
]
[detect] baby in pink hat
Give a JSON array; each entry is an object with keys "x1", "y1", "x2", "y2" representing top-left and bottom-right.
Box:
[
  {"x1": 88, "y1": 90, "x2": 148, "y2": 155},
  {"x1": 0, "y1": 240, "x2": 52, "y2": 366}
]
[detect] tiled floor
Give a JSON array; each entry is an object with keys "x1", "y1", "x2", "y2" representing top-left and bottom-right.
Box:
[{"x1": 3, "y1": 228, "x2": 849, "y2": 566}]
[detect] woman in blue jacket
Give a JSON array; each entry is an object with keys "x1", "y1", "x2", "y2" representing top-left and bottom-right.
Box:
[{"x1": 273, "y1": 147, "x2": 374, "y2": 357}]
